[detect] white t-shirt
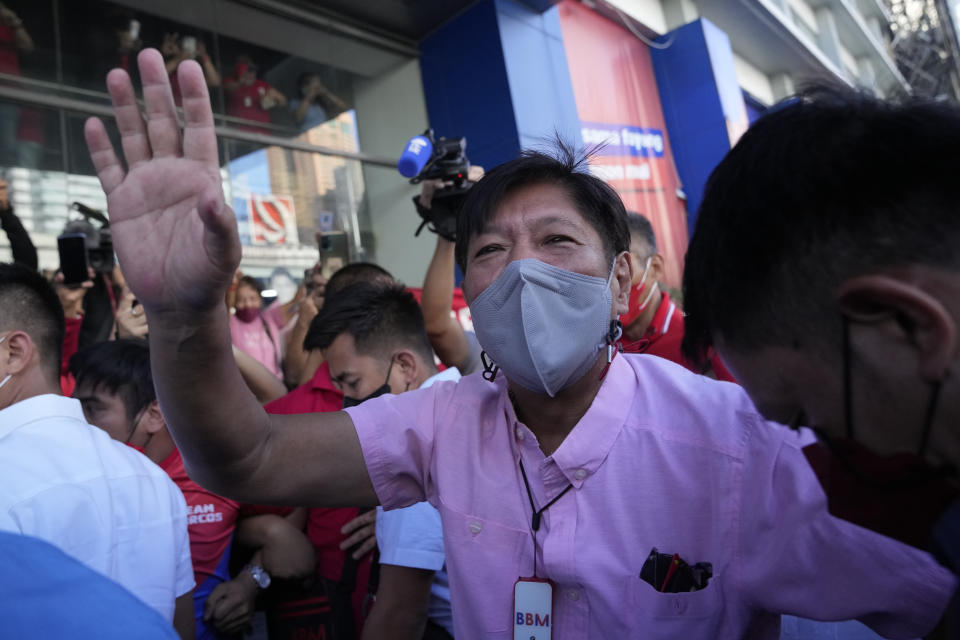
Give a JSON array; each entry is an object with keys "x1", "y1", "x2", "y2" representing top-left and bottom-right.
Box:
[
  {"x1": 0, "y1": 394, "x2": 194, "y2": 620},
  {"x1": 376, "y1": 367, "x2": 460, "y2": 635}
]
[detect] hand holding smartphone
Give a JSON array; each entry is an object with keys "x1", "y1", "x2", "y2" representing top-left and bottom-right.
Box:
[{"x1": 58, "y1": 233, "x2": 89, "y2": 286}]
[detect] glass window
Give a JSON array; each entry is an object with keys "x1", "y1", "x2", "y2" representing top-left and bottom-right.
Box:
[
  {"x1": 0, "y1": 0, "x2": 416, "y2": 275},
  {"x1": 0, "y1": 0, "x2": 57, "y2": 83}
]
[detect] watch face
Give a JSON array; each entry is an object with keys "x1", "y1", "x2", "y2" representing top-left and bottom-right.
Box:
[{"x1": 248, "y1": 566, "x2": 271, "y2": 589}]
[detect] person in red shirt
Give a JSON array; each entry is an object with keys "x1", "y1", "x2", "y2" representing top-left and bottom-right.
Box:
[
  {"x1": 70, "y1": 339, "x2": 315, "y2": 639},
  {"x1": 223, "y1": 56, "x2": 286, "y2": 135},
  {"x1": 288, "y1": 261, "x2": 395, "y2": 387},
  {"x1": 619, "y1": 212, "x2": 735, "y2": 381},
  {"x1": 259, "y1": 263, "x2": 399, "y2": 639}
]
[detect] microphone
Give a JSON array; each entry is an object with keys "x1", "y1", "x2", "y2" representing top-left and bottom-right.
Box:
[{"x1": 397, "y1": 135, "x2": 434, "y2": 178}]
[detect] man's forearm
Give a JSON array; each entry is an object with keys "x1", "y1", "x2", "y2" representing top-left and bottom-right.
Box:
[
  {"x1": 421, "y1": 237, "x2": 469, "y2": 366},
  {"x1": 1, "y1": 206, "x2": 38, "y2": 270},
  {"x1": 422, "y1": 238, "x2": 456, "y2": 333},
  {"x1": 283, "y1": 315, "x2": 311, "y2": 383},
  {"x1": 149, "y1": 308, "x2": 271, "y2": 496}
]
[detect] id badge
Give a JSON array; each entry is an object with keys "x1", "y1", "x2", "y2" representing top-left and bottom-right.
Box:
[{"x1": 514, "y1": 577, "x2": 553, "y2": 640}]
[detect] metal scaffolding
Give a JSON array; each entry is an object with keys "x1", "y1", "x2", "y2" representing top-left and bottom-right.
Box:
[{"x1": 887, "y1": 0, "x2": 960, "y2": 99}]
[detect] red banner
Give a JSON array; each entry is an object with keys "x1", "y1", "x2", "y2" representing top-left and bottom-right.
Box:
[{"x1": 557, "y1": 1, "x2": 689, "y2": 287}]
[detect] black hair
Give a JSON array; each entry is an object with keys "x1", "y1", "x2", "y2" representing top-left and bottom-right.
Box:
[
  {"x1": 69, "y1": 339, "x2": 155, "y2": 420},
  {"x1": 297, "y1": 72, "x2": 317, "y2": 97},
  {"x1": 0, "y1": 263, "x2": 65, "y2": 383},
  {"x1": 303, "y1": 282, "x2": 434, "y2": 364},
  {"x1": 237, "y1": 275, "x2": 263, "y2": 295},
  {"x1": 682, "y1": 85, "x2": 960, "y2": 364},
  {"x1": 324, "y1": 262, "x2": 393, "y2": 300},
  {"x1": 625, "y1": 211, "x2": 657, "y2": 255},
  {"x1": 455, "y1": 141, "x2": 631, "y2": 272}
]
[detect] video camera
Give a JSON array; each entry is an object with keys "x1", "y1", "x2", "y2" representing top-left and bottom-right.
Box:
[
  {"x1": 397, "y1": 129, "x2": 472, "y2": 242},
  {"x1": 62, "y1": 202, "x2": 115, "y2": 274}
]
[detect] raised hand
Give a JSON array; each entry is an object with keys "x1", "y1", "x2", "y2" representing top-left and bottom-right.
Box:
[{"x1": 84, "y1": 48, "x2": 240, "y2": 316}]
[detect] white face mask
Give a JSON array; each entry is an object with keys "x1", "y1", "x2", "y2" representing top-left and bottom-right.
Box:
[{"x1": 0, "y1": 335, "x2": 11, "y2": 391}]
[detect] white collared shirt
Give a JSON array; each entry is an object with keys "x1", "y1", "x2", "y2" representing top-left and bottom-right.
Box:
[
  {"x1": 375, "y1": 367, "x2": 461, "y2": 635},
  {"x1": 0, "y1": 394, "x2": 194, "y2": 620}
]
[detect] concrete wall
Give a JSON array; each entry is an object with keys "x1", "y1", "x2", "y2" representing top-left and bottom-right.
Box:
[
  {"x1": 733, "y1": 52, "x2": 775, "y2": 105},
  {"x1": 353, "y1": 59, "x2": 434, "y2": 285},
  {"x1": 603, "y1": 0, "x2": 669, "y2": 35}
]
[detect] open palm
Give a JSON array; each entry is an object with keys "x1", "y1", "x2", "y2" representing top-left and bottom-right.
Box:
[{"x1": 85, "y1": 49, "x2": 240, "y2": 314}]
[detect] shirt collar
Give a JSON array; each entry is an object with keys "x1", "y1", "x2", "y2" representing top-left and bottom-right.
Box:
[
  {"x1": 645, "y1": 291, "x2": 674, "y2": 340},
  {"x1": 0, "y1": 394, "x2": 87, "y2": 440},
  {"x1": 550, "y1": 355, "x2": 634, "y2": 486},
  {"x1": 422, "y1": 367, "x2": 461, "y2": 389},
  {"x1": 498, "y1": 355, "x2": 635, "y2": 488}
]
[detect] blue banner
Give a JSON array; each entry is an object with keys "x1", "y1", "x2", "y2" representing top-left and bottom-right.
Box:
[{"x1": 580, "y1": 121, "x2": 665, "y2": 158}]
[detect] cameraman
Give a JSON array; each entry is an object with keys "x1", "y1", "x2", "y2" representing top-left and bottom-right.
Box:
[
  {"x1": 418, "y1": 168, "x2": 484, "y2": 375},
  {"x1": 61, "y1": 217, "x2": 120, "y2": 347}
]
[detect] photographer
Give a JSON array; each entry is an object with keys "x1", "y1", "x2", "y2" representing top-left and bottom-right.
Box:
[
  {"x1": 291, "y1": 72, "x2": 347, "y2": 132},
  {"x1": 224, "y1": 55, "x2": 286, "y2": 135},
  {"x1": 60, "y1": 215, "x2": 121, "y2": 348},
  {"x1": 161, "y1": 32, "x2": 221, "y2": 106},
  {"x1": 417, "y1": 169, "x2": 484, "y2": 376}
]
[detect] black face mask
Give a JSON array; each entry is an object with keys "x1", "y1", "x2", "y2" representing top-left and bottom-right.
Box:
[
  {"x1": 341, "y1": 359, "x2": 394, "y2": 409},
  {"x1": 802, "y1": 317, "x2": 958, "y2": 550}
]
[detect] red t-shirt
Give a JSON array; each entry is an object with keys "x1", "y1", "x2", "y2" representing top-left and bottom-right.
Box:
[
  {"x1": 60, "y1": 316, "x2": 83, "y2": 396},
  {"x1": 226, "y1": 79, "x2": 272, "y2": 133},
  {"x1": 620, "y1": 292, "x2": 736, "y2": 382},
  {"x1": 159, "y1": 448, "x2": 240, "y2": 588},
  {"x1": 263, "y1": 363, "x2": 372, "y2": 632}
]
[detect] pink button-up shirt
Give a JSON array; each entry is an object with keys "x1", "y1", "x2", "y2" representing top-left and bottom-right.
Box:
[{"x1": 346, "y1": 354, "x2": 956, "y2": 639}]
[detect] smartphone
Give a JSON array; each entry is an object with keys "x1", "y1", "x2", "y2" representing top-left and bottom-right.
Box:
[
  {"x1": 181, "y1": 36, "x2": 197, "y2": 56},
  {"x1": 129, "y1": 19, "x2": 140, "y2": 42},
  {"x1": 58, "y1": 233, "x2": 88, "y2": 286}
]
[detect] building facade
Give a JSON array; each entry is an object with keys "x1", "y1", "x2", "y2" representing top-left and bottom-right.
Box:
[{"x1": 0, "y1": 0, "x2": 911, "y2": 289}]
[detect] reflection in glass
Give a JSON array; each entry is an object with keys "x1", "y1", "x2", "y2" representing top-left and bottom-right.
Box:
[
  {"x1": 225, "y1": 111, "x2": 366, "y2": 276},
  {"x1": 0, "y1": 0, "x2": 394, "y2": 278}
]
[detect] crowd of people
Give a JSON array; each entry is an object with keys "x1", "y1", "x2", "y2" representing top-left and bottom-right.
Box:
[
  {"x1": 0, "y1": 1, "x2": 347, "y2": 170},
  {"x1": 0, "y1": 47, "x2": 959, "y2": 640}
]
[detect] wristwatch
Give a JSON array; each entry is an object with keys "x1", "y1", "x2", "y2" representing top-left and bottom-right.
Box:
[{"x1": 243, "y1": 564, "x2": 271, "y2": 589}]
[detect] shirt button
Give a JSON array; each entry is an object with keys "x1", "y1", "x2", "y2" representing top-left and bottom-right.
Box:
[
  {"x1": 566, "y1": 589, "x2": 580, "y2": 601},
  {"x1": 469, "y1": 521, "x2": 483, "y2": 536},
  {"x1": 515, "y1": 427, "x2": 524, "y2": 440},
  {"x1": 574, "y1": 469, "x2": 587, "y2": 481}
]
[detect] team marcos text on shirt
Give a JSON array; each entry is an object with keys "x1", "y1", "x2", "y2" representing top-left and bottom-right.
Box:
[
  {"x1": 345, "y1": 354, "x2": 957, "y2": 639},
  {"x1": 160, "y1": 447, "x2": 240, "y2": 639}
]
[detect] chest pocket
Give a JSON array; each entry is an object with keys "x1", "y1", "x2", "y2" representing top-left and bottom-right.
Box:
[
  {"x1": 439, "y1": 504, "x2": 528, "y2": 634},
  {"x1": 625, "y1": 573, "x2": 724, "y2": 639}
]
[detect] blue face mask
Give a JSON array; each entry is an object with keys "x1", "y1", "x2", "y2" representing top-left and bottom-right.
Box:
[{"x1": 469, "y1": 259, "x2": 616, "y2": 397}]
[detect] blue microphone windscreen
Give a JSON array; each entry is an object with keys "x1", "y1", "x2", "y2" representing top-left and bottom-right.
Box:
[{"x1": 397, "y1": 136, "x2": 433, "y2": 178}]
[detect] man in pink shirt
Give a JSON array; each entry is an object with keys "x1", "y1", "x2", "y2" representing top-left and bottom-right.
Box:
[{"x1": 84, "y1": 50, "x2": 956, "y2": 639}]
